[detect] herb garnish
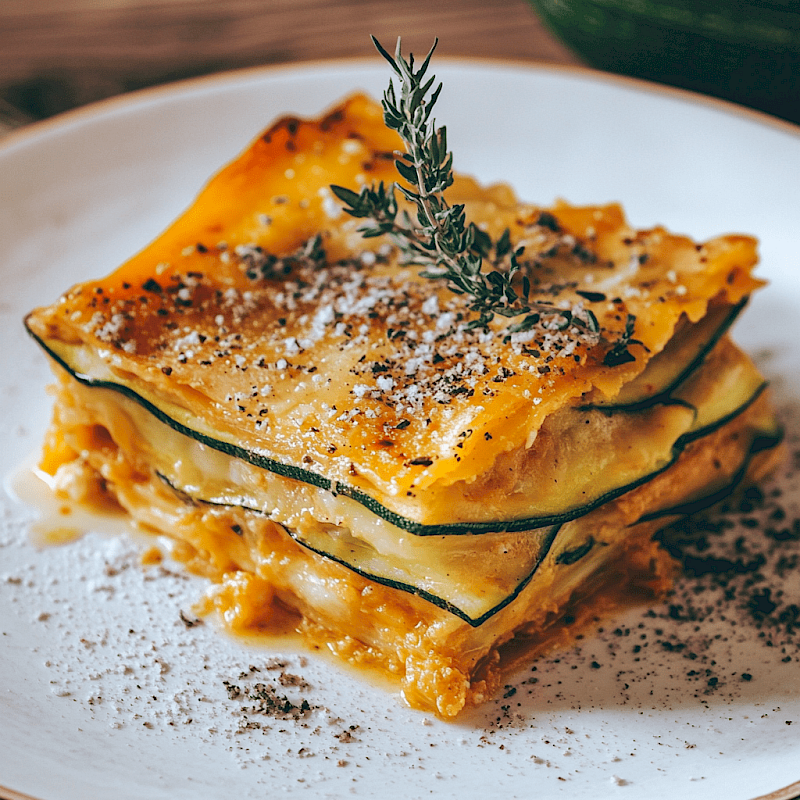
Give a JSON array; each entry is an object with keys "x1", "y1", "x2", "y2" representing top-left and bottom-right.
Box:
[
  {"x1": 602, "y1": 313, "x2": 641, "y2": 366},
  {"x1": 331, "y1": 37, "x2": 600, "y2": 336},
  {"x1": 332, "y1": 35, "x2": 647, "y2": 368}
]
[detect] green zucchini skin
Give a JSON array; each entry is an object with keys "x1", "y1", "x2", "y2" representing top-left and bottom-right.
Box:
[
  {"x1": 25, "y1": 322, "x2": 771, "y2": 538},
  {"x1": 583, "y1": 298, "x2": 748, "y2": 412},
  {"x1": 555, "y1": 536, "x2": 598, "y2": 565},
  {"x1": 637, "y1": 427, "x2": 784, "y2": 524}
]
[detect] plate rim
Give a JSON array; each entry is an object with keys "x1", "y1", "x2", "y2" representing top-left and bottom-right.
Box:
[{"x1": 1, "y1": 56, "x2": 799, "y2": 160}]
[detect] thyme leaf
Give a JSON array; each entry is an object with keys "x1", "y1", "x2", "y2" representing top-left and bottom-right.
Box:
[{"x1": 602, "y1": 314, "x2": 641, "y2": 367}]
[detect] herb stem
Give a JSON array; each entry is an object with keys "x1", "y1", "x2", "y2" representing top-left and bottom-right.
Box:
[{"x1": 330, "y1": 36, "x2": 624, "y2": 350}]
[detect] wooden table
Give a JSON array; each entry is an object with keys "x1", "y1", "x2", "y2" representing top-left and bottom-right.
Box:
[{"x1": 0, "y1": 0, "x2": 580, "y2": 131}]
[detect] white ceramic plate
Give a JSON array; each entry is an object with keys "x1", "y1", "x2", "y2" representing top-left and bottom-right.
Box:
[{"x1": 1, "y1": 60, "x2": 799, "y2": 800}]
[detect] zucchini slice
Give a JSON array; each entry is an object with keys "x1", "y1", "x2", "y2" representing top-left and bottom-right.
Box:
[
  {"x1": 638, "y1": 426, "x2": 783, "y2": 524},
  {"x1": 30, "y1": 326, "x2": 770, "y2": 537},
  {"x1": 586, "y1": 299, "x2": 747, "y2": 410},
  {"x1": 156, "y1": 420, "x2": 779, "y2": 625},
  {"x1": 158, "y1": 472, "x2": 564, "y2": 626},
  {"x1": 45, "y1": 354, "x2": 779, "y2": 624}
]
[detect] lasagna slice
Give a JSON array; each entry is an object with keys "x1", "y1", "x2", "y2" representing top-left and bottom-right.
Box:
[{"x1": 25, "y1": 94, "x2": 781, "y2": 717}]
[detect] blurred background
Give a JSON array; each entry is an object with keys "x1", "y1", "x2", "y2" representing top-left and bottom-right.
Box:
[
  {"x1": 0, "y1": 0, "x2": 578, "y2": 134},
  {"x1": 1, "y1": 0, "x2": 798, "y2": 136}
]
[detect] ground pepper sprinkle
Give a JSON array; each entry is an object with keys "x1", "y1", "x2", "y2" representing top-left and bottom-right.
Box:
[{"x1": 493, "y1": 402, "x2": 800, "y2": 718}]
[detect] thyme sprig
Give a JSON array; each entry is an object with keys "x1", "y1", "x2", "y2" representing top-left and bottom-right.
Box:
[{"x1": 331, "y1": 36, "x2": 600, "y2": 335}]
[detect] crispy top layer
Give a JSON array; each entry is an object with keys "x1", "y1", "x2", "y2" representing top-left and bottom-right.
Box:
[{"x1": 26, "y1": 94, "x2": 763, "y2": 498}]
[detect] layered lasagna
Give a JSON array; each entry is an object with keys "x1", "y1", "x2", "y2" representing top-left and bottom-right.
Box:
[{"x1": 25, "y1": 94, "x2": 781, "y2": 717}]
